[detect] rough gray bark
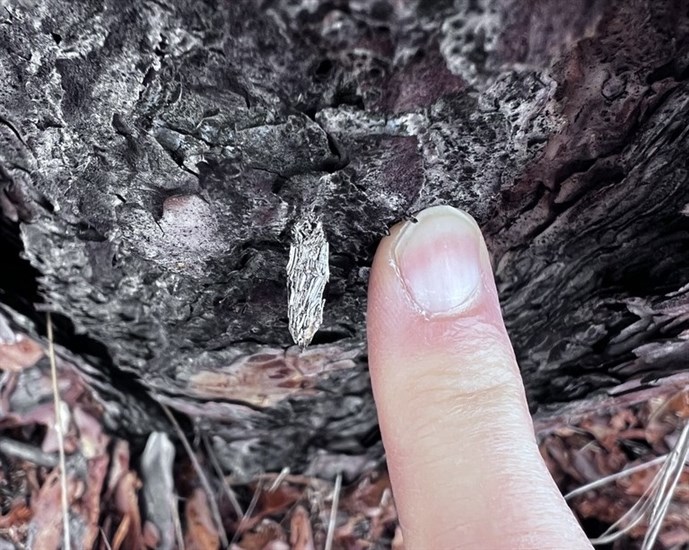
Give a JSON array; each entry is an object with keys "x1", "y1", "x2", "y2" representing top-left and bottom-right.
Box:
[{"x1": 1, "y1": 0, "x2": 689, "y2": 480}]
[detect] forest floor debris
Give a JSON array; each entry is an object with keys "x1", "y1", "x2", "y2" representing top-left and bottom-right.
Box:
[{"x1": 1, "y1": 329, "x2": 688, "y2": 549}]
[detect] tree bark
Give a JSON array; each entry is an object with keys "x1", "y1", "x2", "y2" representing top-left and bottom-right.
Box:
[{"x1": 1, "y1": 0, "x2": 688, "y2": 483}]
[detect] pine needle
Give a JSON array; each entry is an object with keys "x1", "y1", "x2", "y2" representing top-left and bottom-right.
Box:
[
  {"x1": 202, "y1": 434, "x2": 244, "y2": 518},
  {"x1": 324, "y1": 473, "x2": 341, "y2": 550},
  {"x1": 47, "y1": 312, "x2": 71, "y2": 550},
  {"x1": 173, "y1": 495, "x2": 185, "y2": 550},
  {"x1": 99, "y1": 527, "x2": 113, "y2": 550},
  {"x1": 268, "y1": 466, "x2": 290, "y2": 492},
  {"x1": 230, "y1": 478, "x2": 264, "y2": 546}
]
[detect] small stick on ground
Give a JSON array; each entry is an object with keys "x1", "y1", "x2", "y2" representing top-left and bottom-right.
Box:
[{"x1": 47, "y1": 312, "x2": 71, "y2": 550}]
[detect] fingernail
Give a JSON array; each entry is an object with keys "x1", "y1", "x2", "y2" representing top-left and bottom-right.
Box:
[{"x1": 393, "y1": 205, "x2": 484, "y2": 316}]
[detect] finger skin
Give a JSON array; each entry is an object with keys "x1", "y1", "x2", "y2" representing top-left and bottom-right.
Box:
[{"x1": 367, "y1": 206, "x2": 591, "y2": 550}]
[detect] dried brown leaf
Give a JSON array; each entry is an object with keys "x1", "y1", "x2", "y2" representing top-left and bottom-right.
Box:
[
  {"x1": 110, "y1": 471, "x2": 145, "y2": 550},
  {"x1": 0, "y1": 503, "x2": 32, "y2": 528},
  {"x1": 290, "y1": 505, "x2": 315, "y2": 550},
  {"x1": 0, "y1": 336, "x2": 43, "y2": 372},
  {"x1": 237, "y1": 518, "x2": 285, "y2": 550},
  {"x1": 27, "y1": 468, "x2": 76, "y2": 550}
]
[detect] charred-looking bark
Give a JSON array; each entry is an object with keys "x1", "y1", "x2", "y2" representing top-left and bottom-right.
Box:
[{"x1": 0, "y1": 0, "x2": 688, "y2": 484}]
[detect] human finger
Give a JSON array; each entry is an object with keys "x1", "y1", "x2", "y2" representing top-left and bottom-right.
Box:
[{"x1": 367, "y1": 205, "x2": 591, "y2": 549}]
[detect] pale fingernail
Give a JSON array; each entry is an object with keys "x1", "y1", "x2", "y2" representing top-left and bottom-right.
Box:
[{"x1": 393, "y1": 205, "x2": 484, "y2": 316}]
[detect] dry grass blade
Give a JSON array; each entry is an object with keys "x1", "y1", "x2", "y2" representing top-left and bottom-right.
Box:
[
  {"x1": 324, "y1": 473, "x2": 342, "y2": 550},
  {"x1": 565, "y1": 420, "x2": 689, "y2": 547},
  {"x1": 589, "y1": 467, "x2": 661, "y2": 545},
  {"x1": 47, "y1": 312, "x2": 71, "y2": 550},
  {"x1": 161, "y1": 405, "x2": 229, "y2": 548},
  {"x1": 641, "y1": 421, "x2": 689, "y2": 549},
  {"x1": 564, "y1": 455, "x2": 668, "y2": 501}
]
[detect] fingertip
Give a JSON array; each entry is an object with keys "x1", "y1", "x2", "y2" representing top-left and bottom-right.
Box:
[{"x1": 367, "y1": 205, "x2": 591, "y2": 549}]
